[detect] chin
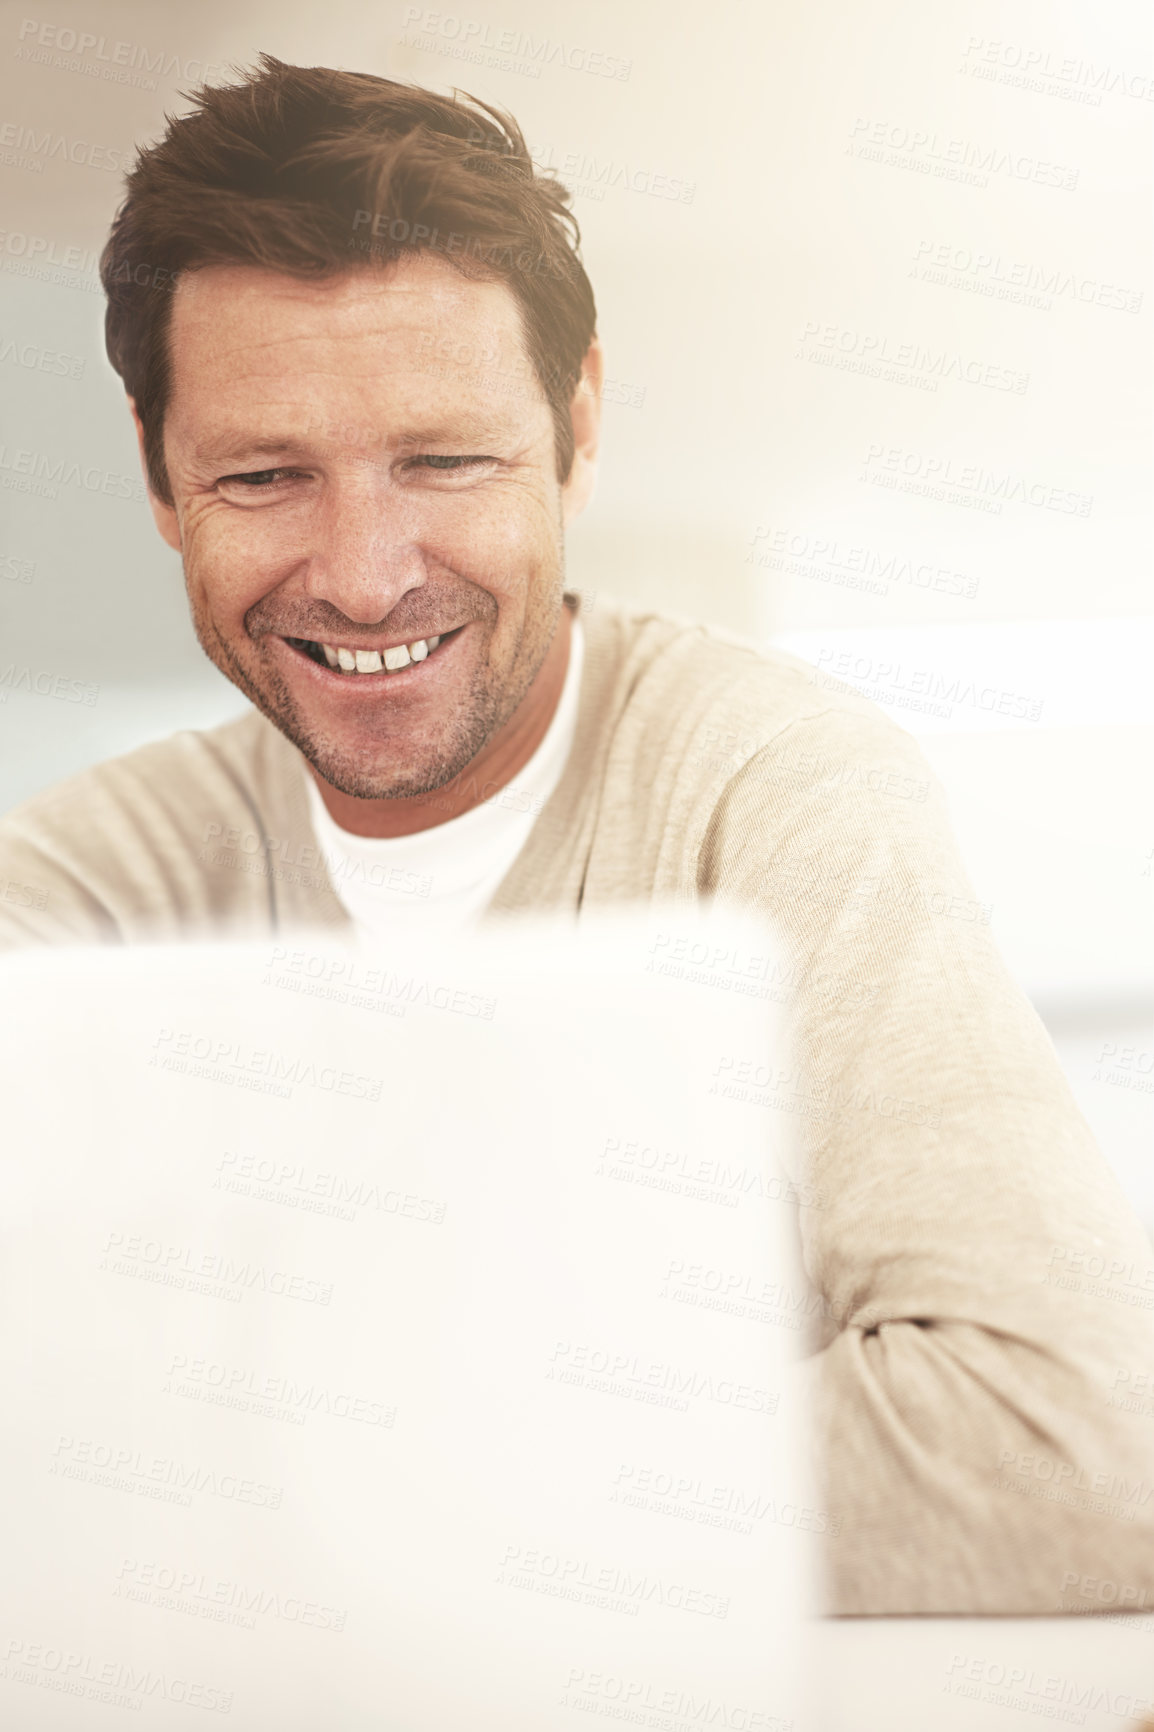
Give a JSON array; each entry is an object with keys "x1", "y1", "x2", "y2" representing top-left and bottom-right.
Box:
[
  {"x1": 295, "y1": 715, "x2": 498, "y2": 803},
  {"x1": 305, "y1": 753, "x2": 471, "y2": 803}
]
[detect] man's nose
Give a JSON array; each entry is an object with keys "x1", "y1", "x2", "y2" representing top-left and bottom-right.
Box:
[{"x1": 301, "y1": 476, "x2": 428, "y2": 625}]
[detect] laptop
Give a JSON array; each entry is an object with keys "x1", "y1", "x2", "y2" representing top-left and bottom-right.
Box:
[{"x1": 0, "y1": 907, "x2": 818, "y2": 1728}]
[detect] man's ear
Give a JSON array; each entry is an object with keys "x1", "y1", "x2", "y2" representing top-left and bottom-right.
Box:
[
  {"x1": 561, "y1": 338, "x2": 603, "y2": 527},
  {"x1": 129, "y1": 397, "x2": 181, "y2": 553}
]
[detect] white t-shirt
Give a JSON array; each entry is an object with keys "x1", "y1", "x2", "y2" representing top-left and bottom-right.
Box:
[{"x1": 304, "y1": 619, "x2": 584, "y2": 939}]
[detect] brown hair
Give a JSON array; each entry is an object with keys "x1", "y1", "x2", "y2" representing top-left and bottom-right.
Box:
[{"x1": 100, "y1": 53, "x2": 597, "y2": 503}]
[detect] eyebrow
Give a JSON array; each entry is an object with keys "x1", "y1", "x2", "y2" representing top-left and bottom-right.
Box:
[
  {"x1": 191, "y1": 415, "x2": 527, "y2": 468},
  {"x1": 192, "y1": 439, "x2": 301, "y2": 467}
]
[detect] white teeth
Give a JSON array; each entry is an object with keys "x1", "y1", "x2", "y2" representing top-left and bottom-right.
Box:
[{"x1": 316, "y1": 635, "x2": 443, "y2": 673}]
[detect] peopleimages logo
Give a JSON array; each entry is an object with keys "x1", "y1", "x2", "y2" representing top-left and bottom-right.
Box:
[
  {"x1": 263, "y1": 945, "x2": 498, "y2": 1022},
  {"x1": 532, "y1": 142, "x2": 694, "y2": 203},
  {"x1": 944, "y1": 1653, "x2": 1153, "y2": 1722},
  {"x1": 1, "y1": 1638, "x2": 232, "y2": 1715},
  {"x1": 559, "y1": 1670, "x2": 793, "y2": 1731},
  {"x1": 959, "y1": 36, "x2": 1154, "y2": 104},
  {"x1": 612, "y1": 1463, "x2": 841, "y2": 1537},
  {"x1": 746, "y1": 526, "x2": 978, "y2": 601},
  {"x1": 150, "y1": 1025, "x2": 384, "y2": 1101},
  {"x1": 496, "y1": 1543, "x2": 730, "y2": 1619},
  {"x1": 14, "y1": 19, "x2": 230, "y2": 86},
  {"x1": 0, "y1": 443, "x2": 145, "y2": 502},
  {"x1": 911, "y1": 238, "x2": 1143, "y2": 315},
  {"x1": 216, "y1": 1148, "x2": 448, "y2": 1226},
  {"x1": 101, "y1": 1230, "x2": 335, "y2": 1307},
  {"x1": 547, "y1": 1340, "x2": 780, "y2": 1417},
  {"x1": 0, "y1": 334, "x2": 85, "y2": 378},
  {"x1": 115, "y1": 1557, "x2": 348, "y2": 1632},
  {"x1": 0, "y1": 873, "x2": 48, "y2": 911},
  {"x1": 993, "y1": 1447, "x2": 1152, "y2": 1524},
  {"x1": 0, "y1": 121, "x2": 127, "y2": 172},
  {"x1": 860, "y1": 442, "x2": 1092, "y2": 517},
  {"x1": 1058, "y1": 1568, "x2": 1152, "y2": 1609},
  {"x1": 794, "y1": 319, "x2": 1028, "y2": 394},
  {"x1": 49, "y1": 1433, "x2": 284, "y2": 1510},
  {"x1": 0, "y1": 663, "x2": 98, "y2": 705},
  {"x1": 166, "y1": 1353, "x2": 393, "y2": 1427},
  {"x1": 847, "y1": 116, "x2": 1079, "y2": 189},
  {"x1": 398, "y1": 7, "x2": 632, "y2": 80}
]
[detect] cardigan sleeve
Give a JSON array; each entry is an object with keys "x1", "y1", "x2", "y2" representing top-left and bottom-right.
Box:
[{"x1": 697, "y1": 705, "x2": 1154, "y2": 1613}]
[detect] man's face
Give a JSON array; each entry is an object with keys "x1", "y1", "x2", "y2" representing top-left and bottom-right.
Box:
[{"x1": 151, "y1": 255, "x2": 587, "y2": 799}]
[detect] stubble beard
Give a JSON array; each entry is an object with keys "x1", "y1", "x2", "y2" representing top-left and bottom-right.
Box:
[{"x1": 185, "y1": 570, "x2": 565, "y2": 802}]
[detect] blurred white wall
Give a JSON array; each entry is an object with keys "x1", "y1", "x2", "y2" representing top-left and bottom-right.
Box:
[{"x1": 1, "y1": 0, "x2": 1150, "y2": 1220}]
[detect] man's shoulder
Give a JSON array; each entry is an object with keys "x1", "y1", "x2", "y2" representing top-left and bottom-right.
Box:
[
  {"x1": 0, "y1": 707, "x2": 307, "y2": 944},
  {"x1": 578, "y1": 592, "x2": 925, "y2": 779},
  {"x1": 1, "y1": 707, "x2": 285, "y2": 844}
]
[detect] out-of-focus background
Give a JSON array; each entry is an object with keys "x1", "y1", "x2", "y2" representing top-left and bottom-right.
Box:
[{"x1": 1, "y1": 0, "x2": 1150, "y2": 1229}]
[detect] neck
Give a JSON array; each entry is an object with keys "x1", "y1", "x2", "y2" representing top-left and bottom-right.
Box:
[{"x1": 309, "y1": 599, "x2": 574, "y2": 839}]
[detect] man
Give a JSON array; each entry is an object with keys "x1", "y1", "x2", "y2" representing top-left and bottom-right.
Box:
[{"x1": 1, "y1": 55, "x2": 1151, "y2": 1614}]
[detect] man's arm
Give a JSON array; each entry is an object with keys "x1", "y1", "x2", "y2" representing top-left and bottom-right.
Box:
[
  {"x1": 0, "y1": 799, "x2": 120, "y2": 946},
  {"x1": 699, "y1": 704, "x2": 1154, "y2": 1614},
  {"x1": 0, "y1": 716, "x2": 339, "y2": 949}
]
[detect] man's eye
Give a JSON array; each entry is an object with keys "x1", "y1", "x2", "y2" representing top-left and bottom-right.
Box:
[
  {"x1": 410, "y1": 455, "x2": 493, "y2": 471},
  {"x1": 218, "y1": 469, "x2": 298, "y2": 488}
]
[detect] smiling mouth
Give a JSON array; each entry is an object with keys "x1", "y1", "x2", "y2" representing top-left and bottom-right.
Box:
[{"x1": 283, "y1": 628, "x2": 461, "y2": 675}]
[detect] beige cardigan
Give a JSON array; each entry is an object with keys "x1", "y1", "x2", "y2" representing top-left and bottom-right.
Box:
[{"x1": 2, "y1": 593, "x2": 1151, "y2": 1614}]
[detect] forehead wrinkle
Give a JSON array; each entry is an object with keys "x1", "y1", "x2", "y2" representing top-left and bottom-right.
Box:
[
  {"x1": 191, "y1": 319, "x2": 465, "y2": 354},
  {"x1": 172, "y1": 270, "x2": 522, "y2": 353},
  {"x1": 173, "y1": 335, "x2": 533, "y2": 407},
  {"x1": 165, "y1": 262, "x2": 549, "y2": 462}
]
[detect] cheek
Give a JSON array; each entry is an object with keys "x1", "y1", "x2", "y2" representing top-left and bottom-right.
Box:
[
  {"x1": 447, "y1": 491, "x2": 559, "y2": 594},
  {"x1": 182, "y1": 507, "x2": 300, "y2": 618}
]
